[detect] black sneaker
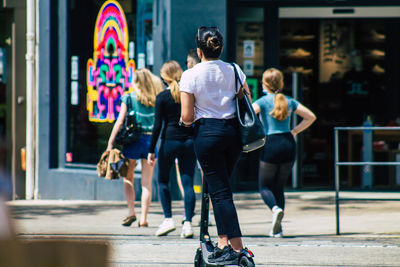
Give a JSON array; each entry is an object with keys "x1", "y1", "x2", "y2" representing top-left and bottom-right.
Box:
[
  {"x1": 208, "y1": 246, "x2": 239, "y2": 265},
  {"x1": 208, "y1": 246, "x2": 225, "y2": 262}
]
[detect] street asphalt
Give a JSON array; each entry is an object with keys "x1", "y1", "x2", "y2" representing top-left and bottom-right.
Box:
[{"x1": 6, "y1": 191, "x2": 400, "y2": 266}]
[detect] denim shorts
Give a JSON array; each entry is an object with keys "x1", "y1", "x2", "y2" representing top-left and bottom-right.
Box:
[{"x1": 122, "y1": 134, "x2": 157, "y2": 160}]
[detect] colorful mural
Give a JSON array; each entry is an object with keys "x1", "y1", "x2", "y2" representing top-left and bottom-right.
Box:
[{"x1": 87, "y1": 0, "x2": 135, "y2": 123}]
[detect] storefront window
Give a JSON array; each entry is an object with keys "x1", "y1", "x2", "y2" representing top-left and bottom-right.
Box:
[
  {"x1": 232, "y1": 7, "x2": 265, "y2": 191},
  {"x1": 67, "y1": 0, "x2": 153, "y2": 164},
  {"x1": 280, "y1": 18, "x2": 391, "y2": 187},
  {"x1": 235, "y1": 7, "x2": 264, "y2": 101}
]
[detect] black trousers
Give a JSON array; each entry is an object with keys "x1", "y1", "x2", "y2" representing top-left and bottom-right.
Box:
[
  {"x1": 194, "y1": 118, "x2": 242, "y2": 239},
  {"x1": 158, "y1": 139, "x2": 196, "y2": 220}
]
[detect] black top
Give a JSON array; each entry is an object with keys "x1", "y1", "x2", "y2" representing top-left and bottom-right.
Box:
[{"x1": 149, "y1": 90, "x2": 194, "y2": 153}]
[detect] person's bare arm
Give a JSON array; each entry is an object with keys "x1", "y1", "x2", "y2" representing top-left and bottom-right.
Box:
[
  {"x1": 243, "y1": 81, "x2": 251, "y2": 102},
  {"x1": 291, "y1": 103, "x2": 316, "y2": 137},
  {"x1": 252, "y1": 103, "x2": 261, "y2": 114},
  {"x1": 107, "y1": 103, "x2": 127, "y2": 150},
  {"x1": 180, "y1": 92, "x2": 195, "y2": 126}
]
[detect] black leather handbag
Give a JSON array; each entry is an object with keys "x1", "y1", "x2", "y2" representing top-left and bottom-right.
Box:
[
  {"x1": 115, "y1": 94, "x2": 142, "y2": 146},
  {"x1": 231, "y1": 63, "x2": 266, "y2": 153}
]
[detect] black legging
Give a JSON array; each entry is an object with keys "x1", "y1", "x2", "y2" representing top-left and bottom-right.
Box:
[
  {"x1": 259, "y1": 161, "x2": 293, "y2": 210},
  {"x1": 259, "y1": 132, "x2": 296, "y2": 211},
  {"x1": 158, "y1": 139, "x2": 196, "y2": 221}
]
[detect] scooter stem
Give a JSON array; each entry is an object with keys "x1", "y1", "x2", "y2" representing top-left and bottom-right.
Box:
[{"x1": 199, "y1": 179, "x2": 210, "y2": 242}]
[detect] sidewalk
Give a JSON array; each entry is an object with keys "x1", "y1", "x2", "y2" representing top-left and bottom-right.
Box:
[{"x1": 7, "y1": 191, "x2": 400, "y2": 266}]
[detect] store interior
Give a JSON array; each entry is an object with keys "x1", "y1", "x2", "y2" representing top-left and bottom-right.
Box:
[{"x1": 235, "y1": 7, "x2": 400, "y2": 190}]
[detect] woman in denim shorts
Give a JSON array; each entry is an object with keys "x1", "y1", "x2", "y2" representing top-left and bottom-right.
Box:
[{"x1": 107, "y1": 68, "x2": 163, "y2": 227}]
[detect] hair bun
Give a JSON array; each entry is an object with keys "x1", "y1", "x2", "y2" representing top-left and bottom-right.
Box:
[{"x1": 206, "y1": 36, "x2": 221, "y2": 50}]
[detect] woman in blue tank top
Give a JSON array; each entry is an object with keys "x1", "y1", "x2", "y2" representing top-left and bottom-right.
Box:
[{"x1": 253, "y1": 68, "x2": 316, "y2": 237}]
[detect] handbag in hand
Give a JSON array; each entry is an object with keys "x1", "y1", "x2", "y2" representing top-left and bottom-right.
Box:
[
  {"x1": 115, "y1": 94, "x2": 142, "y2": 146},
  {"x1": 231, "y1": 63, "x2": 266, "y2": 153}
]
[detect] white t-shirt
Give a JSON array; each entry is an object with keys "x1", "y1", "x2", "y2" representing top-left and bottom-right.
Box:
[{"x1": 179, "y1": 60, "x2": 246, "y2": 121}]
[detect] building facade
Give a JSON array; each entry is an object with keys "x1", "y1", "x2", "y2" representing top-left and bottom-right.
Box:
[{"x1": 2, "y1": 0, "x2": 400, "y2": 200}]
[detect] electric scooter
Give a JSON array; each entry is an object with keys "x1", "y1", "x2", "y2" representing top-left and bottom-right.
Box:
[{"x1": 194, "y1": 179, "x2": 255, "y2": 267}]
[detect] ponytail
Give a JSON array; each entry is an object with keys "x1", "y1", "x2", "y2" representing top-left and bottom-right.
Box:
[
  {"x1": 170, "y1": 80, "x2": 180, "y2": 103},
  {"x1": 160, "y1": 60, "x2": 183, "y2": 103},
  {"x1": 262, "y1": 68, "x2": 288, "y2": 120},
  {"x1": 270, "y1": 93, "x2": 288, "y2": 121}
]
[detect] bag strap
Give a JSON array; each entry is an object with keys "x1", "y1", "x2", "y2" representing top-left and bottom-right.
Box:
[
  {"x1": 126, "y1": 91, "x2": 142, "y2": 129},
  {"x1": 126, "y1": 92, "x2": 133, "y2": 111},
  {"x1": 230, "y1": 63, "x2": 248, "y2": 98}
]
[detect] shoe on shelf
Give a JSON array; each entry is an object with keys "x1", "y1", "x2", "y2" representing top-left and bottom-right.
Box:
[
  {"x1": 155, "y1": 218, "x2": 176, "y2": 236},
  {"x1": 368, "y1": 49, "x2": 385, "y2": 57},
  {"x1": 370, "y1": 29, "x2": 385, "y2": 40},
  {"x1": 181, "y1": 221, "x2": 194, "y2": 238},
  {"x1": 121, "y1": 215, "x2": 136, "y2": 226},
  {"x1": 372, "y1": 64, "x2": 385, "y2": 74},
  {"x1": 208, "y1": 246, "x2": 239, "y2": 265},
  {"x1": 291, "y1": 48, "x2": 311, "y2": 57},
  {"x1": 271, "y1": 206, "x2": 284, "y2": 235}
]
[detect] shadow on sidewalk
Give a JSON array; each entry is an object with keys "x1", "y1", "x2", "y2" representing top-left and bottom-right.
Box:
[{"x1": 9, "y1": 204, "x2": 126, "y2": 219}]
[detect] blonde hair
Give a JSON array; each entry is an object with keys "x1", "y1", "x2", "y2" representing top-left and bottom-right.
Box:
[
  {"x1": 262, "y1": 68, "x2": 288, "y2": 121},
  {"x1": 160, "y1": 60, "x2": 183, "y2": 103},
  {"x1": 133, "y1": 68, "x2": 162, "y2": 107}
]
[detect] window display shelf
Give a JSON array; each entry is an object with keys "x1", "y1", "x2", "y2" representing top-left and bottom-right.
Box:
[
  {"x1": 280, "y1": 35, "x2": 316, "y2": 42},
  {"x1": 281, "y1": 55, "x2": 314, "y2": 59},
  {"x1": 282, "y1": 66, "x2": 313, "y2": 75},
  {"x1": 280, "y1": 48, "x2": 314, "y2": 59}
]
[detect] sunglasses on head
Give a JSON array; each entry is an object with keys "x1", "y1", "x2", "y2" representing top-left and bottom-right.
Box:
[{"x1": 197, "y1": 26, "x2": 219, "y2": 41}]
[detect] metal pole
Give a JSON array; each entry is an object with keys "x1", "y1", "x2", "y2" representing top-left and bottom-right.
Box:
[
  {"x1": 334, "y1": 128, "x2": 340, "y2": 235},
  {"x1": 292, "y1": 72, "x2": 298, "y2": 189},
  {"x1": 25, "y1": 0, "x2": 36, "y2": 199},
  {"x1": 34, "y1": 0, "x2": 39, "y2": 199}
]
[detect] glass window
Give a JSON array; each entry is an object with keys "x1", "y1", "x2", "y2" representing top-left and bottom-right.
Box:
[
  {"x1": 66, "y1": 0, "x2": 153, "y2": 164},
  {"x1": 235, "y1": 7, "x2": 264, "y2": 101},
  {"x1": 233, "y1": 7, "x2": 264, "y2": 191},
  {"x1": 280, "y1": 18, "x2": 392, "y2": 187}
]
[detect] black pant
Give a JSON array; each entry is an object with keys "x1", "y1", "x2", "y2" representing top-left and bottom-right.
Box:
[
  {"x1": 194, "y1": 118, "x2": 242, "y2": 239},
  {"x1": 259, "y1": 132, "x2": 296, "y2": 211},
  {"x1": 158, "y1": 139, "x2": 196, "y2": 220}
]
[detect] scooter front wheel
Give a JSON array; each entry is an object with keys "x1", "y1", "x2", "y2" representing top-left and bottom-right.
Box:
[
  {"x1": 194, "y1": 247, "x2": 204, "y2": 267},
  {"x1": 239, "y1": 256, "x2": 255, "y2": 267}
]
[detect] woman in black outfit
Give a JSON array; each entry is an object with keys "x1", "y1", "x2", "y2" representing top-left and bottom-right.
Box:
[{"x1": 147, "y1": 60, "x2": 196, "y2": 238}]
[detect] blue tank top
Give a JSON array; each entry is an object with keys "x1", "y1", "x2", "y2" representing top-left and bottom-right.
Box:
[{"x1": 254, "y1": 94, "x2": 299, "y2": 135}]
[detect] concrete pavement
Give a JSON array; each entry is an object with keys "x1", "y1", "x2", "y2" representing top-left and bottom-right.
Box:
[{"x1": 7, "y1": 191, "x2": 400, "y2": 266}]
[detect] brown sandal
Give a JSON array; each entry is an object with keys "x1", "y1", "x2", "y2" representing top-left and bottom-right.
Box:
[
  {"x1": 122, "y1": 215, "x2": 136, "y2": 226},
  {"x1": 138, "y1": 221, "x2": 148, "y2": 227}
]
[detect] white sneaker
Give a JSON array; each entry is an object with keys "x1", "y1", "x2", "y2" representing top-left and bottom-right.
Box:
[
  {"x1": 269, "y1": 223, "x2": 283, "y2": 238},
  {"x1": 180, "y1": 221, "x2": 194, "y2": 238},
  {"x1": 155, "y1": 218, "x2": 176, "y2": 236},
  {"x1": 271, "y1": 206, "x2": 284, "y2": 236},
  {"x1": 269, "y1": 229, "x2": 283, "y2": 238}
]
